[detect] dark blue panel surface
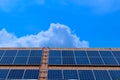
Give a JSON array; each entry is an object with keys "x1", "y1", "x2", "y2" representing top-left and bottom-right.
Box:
[
  {"x1": 30, "y1": 50, "x2": 42, "y2": 57},
  {"x1": 14, "y1": 57, "x2": 28, "y2": 65},
  {"x1": 74, "y1": 50, "x2": 87, "y2": 57},
  {"x1": 63, "y1": 70, "x2": 78, "y2": 79},
  {"x1": 4, "y1": 50, "x2": 17, "y2": 57},
  {"x1": 87, "y1": 51, "x2": 100, "y2": 57},
  {"x1": 116, "y1": 57, "x2": 120, "y2": 64},
  {"x1": 99, "y1": 51, "x2": 113, "y2": 57},
  {"x1": 94, "y1": 70, "x2": 111, "y2": 80},
  {"x1": 17, "y1": 50, "x2": 30, "y2": 57},
  {"x1": 109, "y1": 70, "x2": 120, "y2": 80},
  {"x1": 76, "y1": 57, "x2": 89, "y2": 65},
  {"x1": 23, "y1": 70, "x2": 39, "y2": 79},
  {"x1": 62, "y1": 50, "x2": 74, "y2": 57},
  {"x1": 48, "y1": 70, "x2": 62, "y2": 80},
  {"x1": 49, "y1": 57, "x2": 61, "y2": 65},
  {"x1": 0, "y1": 57, "x2": 14, "y2": 64},
  {"x1": 102, "y1": 57, "x2": 118, "y2": 65},
  {"x1": 79, "y1": 70, "x2": 95, "y2": 80},
  {"x1": 8, "y1": 69, "x2": 24, "y2": 79},
  {"x1": 0, "y1": 50, "x2": 4, "y2": 57},
  {"x1": 112, "y1": 51, "x2": 120, "y2": 57},
  {"x1": 0, "y1": 69, "x2": 9, "y2": 79},
  {"x1": 49, "y1": 50, "x2": 61, "y2": 57},
  {"x1": 62, "y1": 57, "x2": 75, "y2": 65},
  {"x1": 28, "y1": 57, "x2": 41, "y2": 65},
  {"x1": 89, "y1": 57, "x2": 104, "y2": 65}
]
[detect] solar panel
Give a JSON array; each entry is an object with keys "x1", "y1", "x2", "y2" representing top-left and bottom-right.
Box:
[
  {"x1": 78, "y1": 70, "x2": 95, "y2": 80},
  {"x1": 0, "y1": 50, "x2": 42, "y2": 65},
  {"x1": 49, "y1": 50, "x2": 61, "y2": 57},
  {"x1": 112, "y1": 51, "x2": 120, "y2": 57},
  {"x1": 49, "y1": 57, "x2": 61, "y2": 65},
  {"x1": 94, "y1": 70, "x2": 111, "y2": 80},
  {"x1": 23, "y1": 69, "x2": 40, "y2": 79},
  {"x1": 13, "y1": 57, "x2": 28, "y2": 65},
  {"x1": 89, "y1": 57, "x2": 104, "y2": 65},
  {"x1": 74, "y1": 50, "x2": 87, "y2": 57},
  {"x1": 3, "y1": 50, "x2": 17, "y2": 57},
  {"x1": 87, "y1": 51, "x2": 100, "y2": 57},
  {"x1": 48, "y1": 70, "x2": 120, "y2": 80},
  {"x1": 0, "y1": 69, "x2": 9, "y2": 79},
  {"x1": 63, "y1": 70, "x2": 78, "y2": 79},
  {"x1": 48, "y1": 50, "x2": 120, "y2": 66},
  {"x1": 0, "y1": 50, "x2": 5, "y2": 57},
  {"x1": 0, "y1": 57, "x2": 15, "y2": 64},
  {"x1": 17, "y1": 50, "x2": 30, "y2": 57},
  {"x1": 30, "y1": 50, "x2": 42, "y2": 57},
  {"x1": 62, "y1": 50, "x2": 74, "y2": 57},
  {"x1": 76, "y1": 57, "x2": 90, "y2": 65},
  {"x1": 7, "y1": 69, "x2": 24, "y2": 79},
  {"x1": 109, "y1": 70, "x2": 120, "y2": 80},
  {"x1": 27, "y1": 57, "x2": 41, "y2": 65},
  {"x1": 0, "y1": 69, "x2": 40, "y2": 79},
  {"x1": 63, "y1": 57, "x2": 75, "y2": 65},
  {"x1": 48, "y1": 70, "x2": 62, "y2": 80}
]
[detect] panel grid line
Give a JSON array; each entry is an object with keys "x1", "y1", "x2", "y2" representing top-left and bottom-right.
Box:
[
  {"x1": 98, "y1": 50, "x2": 105, "y2": 65},
  {"x1": 12, "y1": 50, "x2": 19, "y2": 65},
  {"x1": 110, "y1": 51, "x2": 119, "y2": 65}
]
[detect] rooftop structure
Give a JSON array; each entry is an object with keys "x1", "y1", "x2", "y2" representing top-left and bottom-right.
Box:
[{"x1": 0, "y1": 48, "x2": 120, "y2": 80}]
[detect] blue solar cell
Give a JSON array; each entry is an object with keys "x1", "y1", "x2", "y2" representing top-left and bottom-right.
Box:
[
  {"x1": 102, "y1": 57, "x2": 118, "y2": 65},
  {"x1": 30, "y1": 50, "x2": 42, "y2": 57},
  {"x1": 89, "y1": 57, "x2": 104, "y2": 65},
  {"x1": 23, "y1": 70, "x2": 39, "y2": 79},
  {"x1": 0, "y1": 69, "x2": 9, "y2": 79},
  {"x1": 0, "y1": 57, "x2": 14, "y2": 64},
  {"x1": 48, "y1": 70, "x2": 62, "y2": 80},
  {"x1": 4, "y1": 50, "x2": 17, "y2": 57},
  {"x1": 63, "y1": 70, "x2": 78, "y2": 79},
  {"x1": 94, "y1": 70, "x2": 111, "y2": 80},
  {"x1": 49, "y1": 50, "x2": 61, "y2": 57},
  {"x1": 112, "y1": 51, "x2": 120, "y2": 58},
  {"x1": 0, "y1": 50, "x2": 4, "y2": 57},
  {"x1": 116, "y1": 57, "x2": 120, "y2": 64},
  {"x1": 62, "y1": 57, "x2": 75, "y2": 65},
  {"x1": 76, "y1": 57, "x2": 89, "y2": 65},
  {"x1": 87, "y1": 51, "x2": 100, "y2": 57},
  {"x1": 17, "y1": 50, "x2": 30, "y2": 57},
  {"x1": 13, "y1": 57, "x2": 28, "y2": 65},
  {"x1": 99, "y1": 51, "x2": 113, "y2": 57},
  {"x1": 74, "y1": 50, "x2": 87, "y2": 57},
  {"x1": 49, "y1": 57, "x2": 61, "y2": 65},
  {"x1": 28, "y1": 57, "x2": 41, "y2": 65},
  {"x1": 109, "y1": 70, "x2": 120, "y2": 80},
  {"x1": 7, "y1": 69, "x2": 24, "y2": 79},
  {"x1": 78, "y1": 70, "x2": 95, "y2": 80},
  {"x1": 62, "y1": 50, "x2": 74, "y2": 57}
]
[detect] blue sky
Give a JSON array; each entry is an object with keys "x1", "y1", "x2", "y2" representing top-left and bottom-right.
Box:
[{"x1": 0, "y1": 0, "x2": 120, "y2": 48}]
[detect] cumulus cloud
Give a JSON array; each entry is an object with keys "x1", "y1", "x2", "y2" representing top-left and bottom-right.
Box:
[{"x1": 0, "y1": 23, "x2": 89, "y2": 48}]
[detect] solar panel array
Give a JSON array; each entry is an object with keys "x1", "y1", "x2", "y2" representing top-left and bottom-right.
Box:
[
  {"x1": 0, "y1": 69, "x2": 40, "y2": 79},
  {"x1": 49, "y1": 50, "x2": 120, "y2": 66},
  {"x1": 0, "y1": 50, "x2": 42, "y2": 65},
  {"x1": 48, "y1": 70, "x2": 120, "y2": 80}
]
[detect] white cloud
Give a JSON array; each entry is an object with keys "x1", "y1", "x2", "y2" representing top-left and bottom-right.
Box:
[{"x1": 0, "y1": 23, "x2": 89, "y2": 48}]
